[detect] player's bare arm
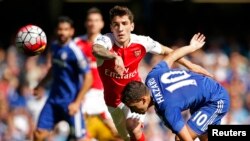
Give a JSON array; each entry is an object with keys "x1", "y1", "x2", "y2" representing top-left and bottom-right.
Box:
[
  {"x1": 175, "y1": 125, "x2": 194, "y2": 141},
  {"x1": 34, "y1": 67, "x2": 52, "y2": 96},
  {"x1": 68, "y1": 71, "x2": 93, "y2": 116},
  {"x1": 92, "y1": 44, "x2": 117, "y2": 59},
  {"x1": 160, "y1": 33, "x2": 213, "y2": 78},
  {"x1": 93, "y1": 44, "x2": 125, "y2": 75},
  {"x1": 163, "y1": 33, "x2": 205, "y2": 68}
]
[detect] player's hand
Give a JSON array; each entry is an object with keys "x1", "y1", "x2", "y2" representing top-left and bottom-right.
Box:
[
  {"x1": 114, "y1": 55, "x2": 125, "y2": 76},
  {"x1": 68, "y1": 101, "x2": 80, "y2": 116},
  {"x1": 189, "y1": 63, "x2": 214, "y2": 78},
  {"x1": 126, "y1": 118, "x2": 143, "y2": 139},
  {"x1": 189, "y1": 33, "x2": 206, "y2": 51}
]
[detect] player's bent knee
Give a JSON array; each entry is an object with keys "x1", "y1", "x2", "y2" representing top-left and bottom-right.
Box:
[{"x1": 34, "y1": 129, "x2": 50, "y2": 141}]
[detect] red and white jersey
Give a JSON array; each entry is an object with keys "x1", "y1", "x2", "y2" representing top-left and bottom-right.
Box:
[
  {"x1": 75, "y1": 34, "x2": 103, "y2": 90},
  {"x1": 94, "y1": 33, "x2": 162, "y2": 107}
]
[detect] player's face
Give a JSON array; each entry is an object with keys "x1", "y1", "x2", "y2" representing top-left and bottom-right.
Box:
[
  {"x1": 85, "y1": 13, "x2": 104, "y2": 35},
  {"x1": 126, "y1": 96, "x2": 150, "y2": 114},
  {"x1": 57, "y1": 22, "x2": 74, "y2": 44},
  {"x1": 110, "y1": 15, "x2": 134, "y2": 46}
]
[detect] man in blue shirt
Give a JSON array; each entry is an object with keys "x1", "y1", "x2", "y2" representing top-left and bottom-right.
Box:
[
  {"x1": 122, "y1": 33, "x2": 230, "y2": 141},
  {"x1": 33, "y1": 16, "x2": 93, "y2": 141}
]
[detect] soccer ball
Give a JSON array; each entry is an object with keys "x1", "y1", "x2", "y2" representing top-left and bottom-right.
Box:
[{"x1": 15, "y1": 24, "x2": 47, "y2": 56}]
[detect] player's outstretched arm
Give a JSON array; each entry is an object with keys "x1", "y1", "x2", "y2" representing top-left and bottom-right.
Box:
[
  {"x1": 163, "y1": 33, "x2": 205, "y2": 68},
  {"x1": 92, "y1": 44, "x2": 125, "y2": 76},
  {"x1": 68, "y1": 71, "x2": 93, "y2": 116},
  {"x1": 161, "y1": 33, "x2": 213, "y2": 77}
]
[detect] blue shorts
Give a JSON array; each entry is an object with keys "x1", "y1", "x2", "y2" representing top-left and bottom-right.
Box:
[
  {"x1": 37, "y1": 100, "x2": 86, "y2": 139},
  {"x1": 187, "y1": 88, "x2": 230, "y2": 135}
]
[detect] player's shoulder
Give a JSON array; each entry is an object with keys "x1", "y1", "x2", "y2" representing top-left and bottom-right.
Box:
[
  {"x1": 68, "y1": 41, "x2": 84, "y2": 58},
  {"x1": 50, "y1": 40, "x2": 60, "y2": 51},
  {"x1": 130, "y1": 34, "x2": 159, "y2": 50},
  {"x1": 152, "y1": 61, "x2": 170, "y2": 72},
  {"x1": 104, "y1": 33, "x2": 113, "y2": 37},
  {"x1": 97, "y1": 33, "x2": 113, "y2": 40},
  {"x1": 74, "y1": 34, "x2": 88, "y2": 43},
  {"x1": 146, "y1": 61, "x2": 170, "y2": 81},
  {"x1": 94, "y1": 33, "x2": 114, "y2": 49},
  {"x1": 68, "y1": 41, "x2": 81, "y2": 51},
  {"x1": 130, "y1": 34, "x2": 151, "y2": 44}
]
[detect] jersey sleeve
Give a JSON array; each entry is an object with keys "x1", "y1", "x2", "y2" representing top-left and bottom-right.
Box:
[
  {"x1": 94, "y1": 34, "x2": 113, "y2": 50},
  {"x1": 70, "y1": 42, "x2": 90, "y2": 73},
  {"x1": 141, "y1": 36, "x2": 162, "y2": 54},
  {"x1": 77, "y1": 53, "x2": 90, "y2": 74},
  {"x1": 163, "y1": 107, "x2": 185, "y2": 134}
]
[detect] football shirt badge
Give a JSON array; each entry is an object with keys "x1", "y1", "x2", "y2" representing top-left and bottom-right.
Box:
[{"x1": 134, "y1": 50, "x2": 141, "y2": 57}]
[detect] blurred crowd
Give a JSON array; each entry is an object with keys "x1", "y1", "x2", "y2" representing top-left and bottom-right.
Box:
[{"x1": 1, "y1": 31, "x2": 250, "y2": 141}]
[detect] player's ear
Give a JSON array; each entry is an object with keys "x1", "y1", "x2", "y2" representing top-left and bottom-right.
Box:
[
  {"x1": 142, "y1": 96, "x2": 146, "y2": 104},
  {"x1": 71, "y1": 28, "x2": 75, "y2": 36},
  {"x1": 100, "y1": 20, "x2": 104, "y2": 29},
  {"x1": 130, "y1": 22, "x2": 134, "y2": 32}
]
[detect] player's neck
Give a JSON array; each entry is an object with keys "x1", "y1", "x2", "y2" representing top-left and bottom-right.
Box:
[
  {"x1": 87, "y1": 33, "x2": 99, "y2": 43},
  {"x1": 118, "y1": 38, "x2": 130, "y2": 48},
  {"x1": 59, "y1": 38, "x2": 71, "y2": 46}
]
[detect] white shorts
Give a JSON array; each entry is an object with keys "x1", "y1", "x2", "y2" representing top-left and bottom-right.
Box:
[
  {"x1": 82, "y1": 88, "x2": 111, "y2": 119},
  {"x1": 108, "y1": 103, "x2": 145, "y2": 141}
]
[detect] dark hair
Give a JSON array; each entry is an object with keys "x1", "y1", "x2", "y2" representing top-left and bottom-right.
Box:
[
  {"x1": 57, "y1": 16, "x2": 74, "y2": 27},
  {"x1": 109, "y1": 5, "x2": 134, "y2": 22},
  {"x1": 87, "y1": 7, "x2": 102, "y2": 17},
  {"x1": 122, "y1": 81, "x2": 148, "y2": 104}
]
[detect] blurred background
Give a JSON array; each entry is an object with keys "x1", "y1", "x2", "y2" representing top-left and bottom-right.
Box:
[{"x1": 1, "y1": 0, "x2": 250, "y2": 141}]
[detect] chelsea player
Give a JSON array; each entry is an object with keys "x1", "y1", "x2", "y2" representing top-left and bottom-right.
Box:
[
  {"x1": 33, "y1": 16, "x2": 93, "y2": 141},
  {"x1": 122, "y1": 33, "x2": 230, "y2": 141}
]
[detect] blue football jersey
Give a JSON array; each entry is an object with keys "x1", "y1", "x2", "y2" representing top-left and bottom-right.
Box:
[
  {"x1": 49, "y1": 41, "x2": 90, "y2": 104},
  {"x1": 145, "y1": 61, "x2": 228, "y2": 134}
]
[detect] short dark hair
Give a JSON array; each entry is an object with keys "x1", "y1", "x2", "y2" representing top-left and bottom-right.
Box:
[
  {"x1": 87, "y1": 7, "x2": 102, "y2": 17},
  {"x1": 57, "y1": 16, "x2": 74, "y2": 27},
  {"x1": 122, "y1": 81, "x2": 148, "y2": 104},
  {"x1": 109, "y1": 5, "x2": 134, "y2": 22}
]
